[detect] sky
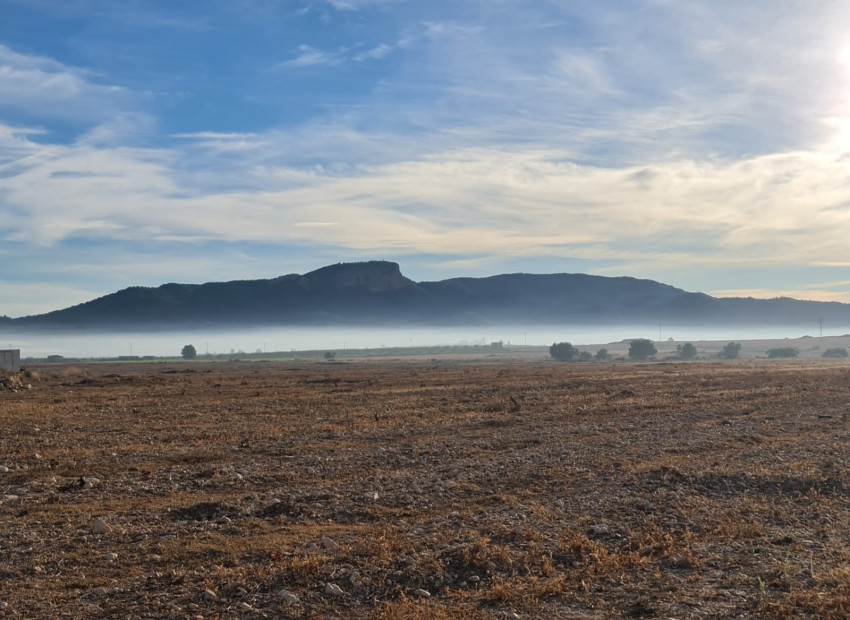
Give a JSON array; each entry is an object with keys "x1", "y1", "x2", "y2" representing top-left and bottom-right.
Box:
[{"x1": 3, "y1": 0, "x2": 850, "y2": 317}]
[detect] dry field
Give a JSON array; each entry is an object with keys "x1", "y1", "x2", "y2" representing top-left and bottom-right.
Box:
[{"x1": 2, "y1": 358, "x2": 850, "y2": 619}]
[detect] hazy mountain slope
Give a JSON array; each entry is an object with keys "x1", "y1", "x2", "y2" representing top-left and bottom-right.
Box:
[{"x1": 7, "y1": 260, "x2": 850, "y2": 329}]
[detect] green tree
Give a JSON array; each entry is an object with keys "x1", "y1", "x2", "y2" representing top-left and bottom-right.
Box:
[
  {"x1": 595, "y1": 348, "x2": 610, "y2": 360},
  {"x1": 721, "y1": 342, "x2": 742, "y2": 359},
  {"x1": 628, "y1": 338, "x2": 657, "y2": 360},
  {"x1": 323, "y1": 351, "x2": 336, "y2": 360},
  {"x1": 823, "y1": 347, "x2": 849, "y2": 358},
  {"x1": 181, "y1": 344, "x2": 197, "y2": 360},
  {"x1": 679, "y1": 342, "x2": 697, "y2": 359},
  {"x1": 549, "y1": 341, "x2": 579, "y2": 361}
]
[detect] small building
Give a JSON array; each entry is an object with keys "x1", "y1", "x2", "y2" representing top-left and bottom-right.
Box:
[{"x1": 0, "y1": 349, "x2": 20, "y2": 372}]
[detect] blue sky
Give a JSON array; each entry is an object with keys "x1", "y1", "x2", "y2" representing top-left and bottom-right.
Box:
[{"x1": 3, "y1": 0, "x2": 850, "y2": 316}]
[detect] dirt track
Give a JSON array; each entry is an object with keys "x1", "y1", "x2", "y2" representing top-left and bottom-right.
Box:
[{"x1": 2, "y1": 359, "x2": 850, "y2": 618}]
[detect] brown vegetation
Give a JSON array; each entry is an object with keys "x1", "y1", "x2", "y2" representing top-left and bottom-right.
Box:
[{"x1": 2, "y1": 358, "x2": 850, "y2": 618}]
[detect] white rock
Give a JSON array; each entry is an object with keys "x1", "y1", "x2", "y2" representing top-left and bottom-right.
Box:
[
  {"x1": 238, "y1": 602, "x2": 254, "y2": 611},
  {"x1": 202, "y1": 588, "x2": 218, "y2": 601},
  {"x1": 276, "y1": 589, "x2": 299, "y2": 605},
  {"x1": 104, "y1": 552, "x2": 118, "y2": 562},
  {"x1": 413, "y1": 588, "x2": 431, "y2": 598},
  {"x1": 324, "y1": 583, "x2": 344, "y2": 596},
  {"x1": 0, "y1": 466, "x2": 9, "y2": 473},
  {"x1": 91, "y1": 518, "x2": 112, "y2": 535}
]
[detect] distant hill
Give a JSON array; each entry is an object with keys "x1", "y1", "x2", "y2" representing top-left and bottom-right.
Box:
[{"x1": 7, "y1": 260, "x2": 850, "y2": 330}]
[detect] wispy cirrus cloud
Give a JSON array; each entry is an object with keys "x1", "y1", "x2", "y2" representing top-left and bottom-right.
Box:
[{"x1": 0, "y1": 44, "x2": 132, "y2": 124}]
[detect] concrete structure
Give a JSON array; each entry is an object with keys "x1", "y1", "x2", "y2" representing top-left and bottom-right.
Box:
[{"x1": 0, "y1": 349, "x2": 20, "y2": 372}]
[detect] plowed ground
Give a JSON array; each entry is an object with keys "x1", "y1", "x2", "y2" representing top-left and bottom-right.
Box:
[{"x1": 2, "y1": 359, "x2": 850, "y2": 618}]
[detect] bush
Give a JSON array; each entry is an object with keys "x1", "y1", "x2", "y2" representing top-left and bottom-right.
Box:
[
  {"x1": 181, "y1": 344, "x2": 197, "y2": 360},
  {"x1": 595, "y1": 348, "x2": 610, "y2": 360},
  {"x1": 720, "y1": 342, "x2": 741, "y2": 359},
  {"x1": 822, "y1": 347, "x2": 848, "y2": 358},
  {"x1": 324, "y1": 351, "x2": 336, "y2": 360},
  {"x1": 679, "y1": 343, "x2": 697, "y2": 359},
  {"x1": 549, "y1": 342, "x2": 579, "y2": 362},
  {"x1": 766, "y1": 347, "x2": 798, "y2": 359},
  {"x1": 628, "y1": 338, "x2": 657, "y2": 360}
]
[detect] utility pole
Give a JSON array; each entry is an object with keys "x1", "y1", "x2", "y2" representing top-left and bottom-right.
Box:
[{"x1": 819, "y1": 318, "x2": 824, "y2": 338}]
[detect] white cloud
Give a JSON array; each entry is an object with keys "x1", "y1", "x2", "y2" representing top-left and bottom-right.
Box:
[
  {"x1": 276, "y1": 45, "x2": 342, "y2": 69},
  {"x1": 0, "y1": 44, "x2": 132, "y2": 123},
  {"x1": 353, "y1": 44, "x2": 393, "y2": 61}
]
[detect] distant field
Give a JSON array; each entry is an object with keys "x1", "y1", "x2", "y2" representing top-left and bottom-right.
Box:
[{"x1": 2, "y1": 359, "x2": 850, "y2": 618}]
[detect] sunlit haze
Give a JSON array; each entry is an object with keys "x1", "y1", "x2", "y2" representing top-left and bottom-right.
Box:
[{"x1": 3, "y1": 1, "x2": 850, "y2": 317}]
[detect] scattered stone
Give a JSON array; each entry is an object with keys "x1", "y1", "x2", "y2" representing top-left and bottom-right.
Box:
[
  {"x1": 468, "y1": 575, "x2": 481, "y2": 584},
  {"x1": 276, "y1": 589, "x2": 299, "y2": 605},
  {"x1": 105, "y1": 552, "x2": 118, "y2": 562},
  {"x1": 202, "y1": 589, "x2": 218, "y2": 601},
  {"x1": 82, "y1": 477, "x2": 101, "y2": 490},
  {"x1": 324, "y1": 583, "x2": 344, "y2": 596},
  {"x1": 0, "y1": 466, "x2": 9, "y2": 473},
  {"x1": 238, "y1": 602, "x2": 254, "y2": 611},
  {"x1": 320, "y1": 537, "x2": 340, "y2": 552},
  {"x1": 412, "y1": 588, "x2": 431, "y2": 598},
  {"x1": 91, "y1": 518, "x2": 112, "y2": 535},
  {"x1": 589, "y1": 524, "x2": 610, "y2": 537}
]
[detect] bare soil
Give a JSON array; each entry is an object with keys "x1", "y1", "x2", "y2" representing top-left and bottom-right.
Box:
[{"x1": 2, "y1": 358, "x2": 850, "y2": 618}]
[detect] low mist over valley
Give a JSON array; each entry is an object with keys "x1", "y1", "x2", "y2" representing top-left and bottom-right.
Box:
[{"x1": 4, "y1": 262, "x2": 850, "y2": 359}]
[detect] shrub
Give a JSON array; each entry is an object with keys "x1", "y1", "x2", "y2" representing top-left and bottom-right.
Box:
[
  {"x1": 720, "y1": 342, "x2": 742, "y2": 359},
  {"x1": 595, "y1": 348, "x2": 610, "y2": 361},
  {"x1": 679, "y1": 343, "x2": 697, "y2": 359},
  {"x1": 324, "y1": 351, "x2": 336, "y2": 360},
  {"x1": 766, "y1": 347, "x2": 798, "y2": 359},
  {"x1": 628, "y1": 339, "x2": 657, "y2": 360},
  {"x1": 549, "y1": 342, "x2": 579, "y2": 362},
  {"x1": 822, "y1": 347, "x2": 848, "y2": 358},
  {"x1": 181, "y1": 344, "x2": 197, "y2": 360}
]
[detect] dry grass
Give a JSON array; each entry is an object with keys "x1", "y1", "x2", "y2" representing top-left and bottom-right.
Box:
[{"x1": 1, "y1": 358, "x2": 850, "y2": 618}]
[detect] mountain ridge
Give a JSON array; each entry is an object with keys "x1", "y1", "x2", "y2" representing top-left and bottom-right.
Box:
[{"x1": 4, "y1": 260, "x2": 850, "y2": 330}]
